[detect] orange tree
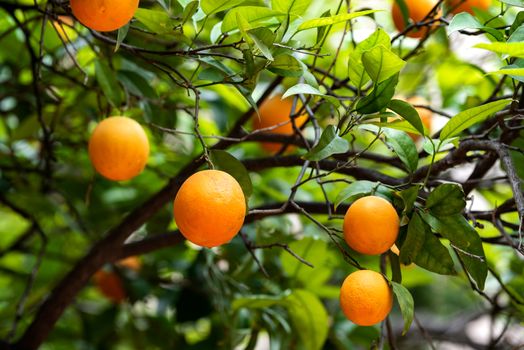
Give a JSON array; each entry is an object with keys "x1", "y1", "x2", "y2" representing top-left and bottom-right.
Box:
[{"x1": 0, "y1": 0, "x2": 523, "y2": 349}]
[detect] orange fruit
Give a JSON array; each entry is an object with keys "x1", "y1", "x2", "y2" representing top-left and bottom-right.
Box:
[
  {"x1": 252, "y1": 94, "x2": 308, "y2": 153},
  {"x1": 447, "y1": 0, "x2": 491, "y2": 14},
  {"x1": 173, "y1": 170, "x2": 246, "y2": 248},
  {"x1": 407, "y1": 96, "x2": 432, "y2": 140},
  {"x1": 93, "y1": 257, "x2": 141, "y2": 303},
  {"x1": 340, "y1": 270, "x2": 393, "y2": 326},
  {"x1": 392, "y1": 0, "x2": 442, "y2": 39},
  {"x1": 88, "y1": 116, "x2": 149, "y2": 181},
  {"x1": 116, "y1": 256, "x2": 141, "y2": 272},
  {"x1": 93, "y1": 270, "x2": 126, "y2": 303},
  {"x1": 70, "y1": 0, "x2": 139, "y2": 32},
  {"x1": 343, "y1": 196, "x2": 399, "y2": 255}
]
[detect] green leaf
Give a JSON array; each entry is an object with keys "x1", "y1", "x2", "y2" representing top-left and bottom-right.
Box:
[
  {"x1": 248, "y1": 27, "x2": 275, "y2": 61},
  {"x1": 303, "y1": 125, "x2": 349, "y2": 161},
  {"x1": 362, "y1": 45, "x2": 406, "y2": 84},
  {"x1": 115, "y1": 24, "x2": 129, "y2": 52},
  {"x1": 334, "y1": 181, "x2": 394, "y2": 209},
  {"x1": 282, "y1": 83, "x2": 323, "y2": 99},
  {"x1": 315, "y1": 10, "x2": 331, "y2": 45},
  {"x1": 95, "y1": 61, "x2": 123, "y2": 108},
  {"x1": 280, "y1": 237, "x2": 337, "y2": 289},
  {"x1": 440, "y1": 99, "x2": 511, "y2": 140},
  {"x1": 268, "y1": 54, "x2": 303, "y2": 77},
  {"x1": 297, "y1": 10, "x2": 378, "y2": 31},
  {"x1": 348, "y1": 28, "x2": 391, "y2": 88},
  {"x1": 391, "y1": 282, "x2": 414, "y2": 335},
  {"x1": 356, "y1": 74, "x2": 399, "y2": 114},
  {"x1": 421, "y1": 213, "x2": 487, "y2": 289},
  {"x1": 382, "y1": 128, "x2": 418, "y2": 173},
  {"x1": 447, "y1": 12, "x2": 503, "y2": 41},
  {"x1": 236, "y1": 12, "x2": 254, "y2": 45},
  {"x1": 390, "y1": 251, "x2": 402, "y2": 283},
  {"x1": 232, "y1": 294, "x2": 287, "y2": 311},
  {"x1": 474, "y1": 42, "x2": 524, "y2": 58},
  {"x1": 487, "y1": 67, "x2": 524, "y2": 78},
  {"x1": 198, "y1": 67, "x2": 226, "y2": 82},
  {"x1": 117, "y1": 70, "x2": 157, "y2": 99},
  {"x1": 299, "y1": 62, "x2": 320, "y2": 88},
  {"x1": 201, "y1": 0, "x2": 245, "y2": 15},
  {"x1": 394, "y1": 0, "x2": 409, "y2": 27},
  {"x1": 399, "y1": 185, "x2": 420, "y2": 216},
  {"x1": 134, "y1": 8, "x2": 177, "y2": 34},
  {"x1": 222, "y1": 7, "x2": 286, "y2": 33},
  {"x1": 272, "y1": 0, "x2": 312, "y2": 16},
  {"x1": 422, "y1": 138, "x2": 455, "y2": 155},
  {"x1": 399, "y1": 213, "x2": 426, "y2": 265},
  {"x1": 415, "y1": 230, "x2": 456, "y2": 275},
  {"x1": 372, "y1": 119, "x2": 420, "y2": 135},
  {"x1": 209, "y1": 150, "x2": 253, "y2": 199},
  {"x1": 401, "y1": 213, "x2": 456, "y2": 275},
  {"x1": 285, "y1": 290, "x2": 329, "y2": 350},
  {"x1": 426, "y1": 184, "x2": 466, "y2": 216},
  {"x1": 182, "y1": 1, "x2": 199, "y2": 25},
  {"x1": 282, "y1": 83, "x2": 340, "y2": 107},
  {"x1": 388, "y1": 99, "x2": 425, "y2": 135},
  {"x1": 509, "y1": 16, "x2": 524, "y2": 37}
]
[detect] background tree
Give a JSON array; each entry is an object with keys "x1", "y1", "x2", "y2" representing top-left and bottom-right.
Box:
[{"x1": 0, "y1": 0, "x2": 523, "y2": 349}]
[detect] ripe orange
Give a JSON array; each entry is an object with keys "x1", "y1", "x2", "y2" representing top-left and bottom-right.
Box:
[
  {"x1": 252, "y1": 95, "x2": 308, "y2": 153},
  {"x1": 392, "y1": 0, "x2": 441, "y2": 39},
  {"x1": 407, "y1": 96, "x2": 432, "y2": 140},
  {"x1": 343, "y1": 196, "x2": 399, "y2": 255},
  {"x1": 448, "y1": 0, "x2": 491, "y2": 14},
  {"x1": 93, "y1": 257, "x2": 141, "y2": 303},
  {"x1": 340, "y1": 270, "x2": 393, "y2": 326},
  {"x1": 93, "y1": 270, "x2": 126, "y2": 303},
  {"x1": 70, "y1": 0, "x2": 139, "y2": 32},
  {"x1": 116, "y1": 256, "x2": 141, "y2": 272},
  {"x1": 88, "y1": 116, "x2": 150, "y2": 181},
  {"x1": 173, "y1": 170, "x2": 246, "y2": 248}
]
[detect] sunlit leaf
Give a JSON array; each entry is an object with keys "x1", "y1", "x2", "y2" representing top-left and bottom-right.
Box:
[
  {"x1": 440, "y1": 99, "x2": 511, "y2": 140},
  {"x1": 201, "y1": 0, "x2": 246, "y2": 15},
  {"x1": 303, "y1": 125, "x2": 349, "y2": 161},
  {"x1": 382, "y1": 128, "x2": 418, "y2": 173},
  {"x1": 222, "y1": 6, "x2": 286, "y2": 32},
  {"x1": 285, "y1": 290, "x2": 329, "y2": 350},
  {"x1": 297, "y1": 10, "x2": 378, "y2": 31}
]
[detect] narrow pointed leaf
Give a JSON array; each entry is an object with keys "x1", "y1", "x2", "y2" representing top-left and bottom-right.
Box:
[
  {"x1": 297, "y1": 10, "x2": 378, "y2": 31},
  {"x1": 391, "y1": 282, "x2": 414, "y2": 335},
  {"x1": 304, "y1": 125, "x2": 349, "y2": 161},
  {"x1": 440, "y1": 99, "x2": 511, "y2": 140},
  {"x1": 201, "y1": 0, "x2": 245, "y2": 15},
  {"x1": 388, "y1": 99, "x2": 425, "y2": 135},
  {"x1": 356, "y1": 74, "x2": 399, "y2": 114}
]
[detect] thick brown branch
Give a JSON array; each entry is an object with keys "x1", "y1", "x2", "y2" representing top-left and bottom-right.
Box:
[
  {"x1": 117, "y1": 201, "x2": 350, "y2": 259},
  {"x1": 14, "y1": 79, "x2": 284, "y2": 349}
]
